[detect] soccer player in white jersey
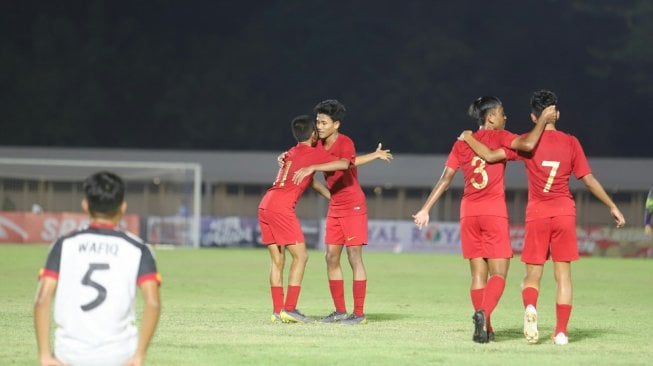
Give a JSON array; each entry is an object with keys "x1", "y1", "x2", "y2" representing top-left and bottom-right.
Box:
[{"x1": 34, "y1": 171, "x2": 161, "y2": 366}]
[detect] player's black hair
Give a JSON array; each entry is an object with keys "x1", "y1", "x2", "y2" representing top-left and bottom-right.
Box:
[
  {"x1": 314, "y1": 99, "x2": 346, "y2": 122},
  {"x1": 530, "y1": 89, "x2": 558, "y2": 118},
  {"x1": 468, "y1": 96, "x2": 502, "y2": 127},
  {"x1": 291, "y1": 115, "x2": 316, "y2": 142},
  {"x1": 83, "y1": 171, "x2": 125, "y2": 216}
]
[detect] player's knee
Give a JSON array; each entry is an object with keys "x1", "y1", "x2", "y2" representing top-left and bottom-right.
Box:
[
  {"x1": 324, "y1": 252, "x2": 339, "y2": 266},
  {"x1": 296, "y1": 251, "x2": 308, "y2": 264}
]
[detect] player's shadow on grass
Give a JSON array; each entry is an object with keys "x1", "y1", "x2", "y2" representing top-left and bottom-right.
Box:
[
  {"x1": 366, "y1": 313, "x2": 407, "y2": 321},
  {"x1": 497, "y1": 327, "x2": 608, "y2": 343}
]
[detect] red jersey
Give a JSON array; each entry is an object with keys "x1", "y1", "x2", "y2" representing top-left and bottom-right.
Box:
[
  {"x1": 317, "y1": 134, "x2": 367, "y2": 217},
  {"x1": 446, "y1": 129, "x2": 518, "y2": 218},
  {"x1": 517, "y1": 130, "x2": 591, "y2": 220},
  {"x1": 258, "y1": 143, "x2": 338, "y2": 214}
]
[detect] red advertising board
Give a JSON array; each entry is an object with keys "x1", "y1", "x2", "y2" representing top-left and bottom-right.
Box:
[{"x1": 0, "y1": 212, "x2": 140, "y2": 244}]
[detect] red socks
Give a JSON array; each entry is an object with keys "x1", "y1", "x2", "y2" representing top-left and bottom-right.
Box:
[
  {"x1": 555, "y1": 304, "x2": 572, "y2": 335},
  {"x1": 329, "y1": 280, "x2": 347, "y2": 313},
  {"x1": 522, "y1": 286, "x2": 539, "y2": 308},
  {"x1": 481, "y1": 276, "x2": 505, "y2": 318},
  {"x1": 284, "y1": 285, "x2": 301, "y2": 312},
  {"x1": 470, "y1": 288, "x2": 484, "y2": 311},
  {"x1": 353, "y1": 280, "x2": 367, "y2": 316},
  {"x1": 271, "y1": 286, "x2": 284, "y2": 313}
]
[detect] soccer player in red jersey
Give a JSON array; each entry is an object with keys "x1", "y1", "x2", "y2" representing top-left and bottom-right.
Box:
[
  {"x1": 34, "y1": 171, "x2": 161, "y2": 366},
  {"x1": 413, "y1": 96, "x2": 554, "y2": 342},
  {"x1": 292, "y1": 99, "x2": 390, "y2": 325},
  {"x1": 461, "y1": 90, "x2": 626, "y2": 345},
  {"x1": 259, "y1": 115, "x2": 352, "y2": 323}
]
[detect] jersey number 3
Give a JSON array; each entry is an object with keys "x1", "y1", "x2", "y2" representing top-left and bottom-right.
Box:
[
  {"x1": 81, "y1": 263, "x2": 110, "y2": 311},
  {"x1": 470, "y1": 156, "x2": 489, "y2": 190}
]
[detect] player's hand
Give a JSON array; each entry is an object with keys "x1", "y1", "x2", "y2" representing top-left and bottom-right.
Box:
[
  {"x1": 412, "y1": 210, "x2": 430, "y2": 230},
  {"x1": 293, "y1": 166, "x2": 315, "y2": 184},
  {"x1": 375, "y1": 143, "x2": 393, "y2": 162},
  {"x1": 540, "y1": 105, "x2": 558, "y2": 124},
  {"x1": 124, "y1": 355, "x2": 144, "y2": 366},
  {"x1": 39, "y1": 354, "x2": 64, "y2": 366},
  {"x1": 611, "y1": 207, "x2": 626, "y2": 228},
  {"x1": 276, "y1": 151, "x2": 288, "y2": 168},
  {"x1": 458, "y1": 130, "x2": 473, "y2": 141}
]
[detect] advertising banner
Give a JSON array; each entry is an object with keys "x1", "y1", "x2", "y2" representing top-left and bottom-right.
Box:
[
  {"x1": 197, "y1": 216, "x2": 320, "y2": 248},
  {"x1": 0, "y1": 212, "x2": 140, "y2": 244},
  {"x1": 317, "y1": 219, "x2": 463, "y2": 254}
]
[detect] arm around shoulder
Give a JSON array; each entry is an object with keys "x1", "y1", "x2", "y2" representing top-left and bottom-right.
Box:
[{"x1": 460, "y1": 131, "x2": 506, "y2": 163}]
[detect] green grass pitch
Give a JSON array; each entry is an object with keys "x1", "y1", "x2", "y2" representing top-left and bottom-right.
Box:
[{"x1": 1, "y1": 244, "x2": 652, "y2": 365}]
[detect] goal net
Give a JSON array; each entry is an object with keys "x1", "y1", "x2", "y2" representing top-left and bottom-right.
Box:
[{"x1": 0, "y1": 158, "x2": 201, "y2": 247}]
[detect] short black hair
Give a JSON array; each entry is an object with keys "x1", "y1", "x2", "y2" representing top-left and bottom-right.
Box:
[
  {"x1": 530, "y1": 89, "x2": 558, "y2": 118},
  {"x1": 291, "y1": 115, "x2": 316, "y2": 142},
  {"x1": 83, "y1": 171, "x2": 125, "y2": 217},
  {"x1": 468, "y1": 96, "x2": 502, "y2": 127},
  {"x1": 314, "y1": 99, "x2": 346, "y2": 122}
]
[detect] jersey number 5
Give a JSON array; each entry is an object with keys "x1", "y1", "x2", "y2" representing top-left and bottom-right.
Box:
[
  {"x1": 80, "y1": 263, "x2": 110, "y2": 311},
  {"x1": 541, "y1": 160, "x2": 560, "y2": 192}
]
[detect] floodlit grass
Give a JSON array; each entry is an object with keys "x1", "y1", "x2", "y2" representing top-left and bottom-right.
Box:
[{"x1": 1, "y1": 245, "x2": 652, "y2": 365}]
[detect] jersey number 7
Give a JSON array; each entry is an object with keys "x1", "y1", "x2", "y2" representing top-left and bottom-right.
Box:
[{"x1": 541, "y1": 160, "x2": 560, "y2": 193}]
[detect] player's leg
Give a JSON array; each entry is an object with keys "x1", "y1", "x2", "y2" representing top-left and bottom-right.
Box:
[
  {"x1": 339, "y1": 214, "x2": 368, "y2": 324},
  {"x1": 549, "y1": 215, "x2": 578, "y2": 345},
  {"x1": 321, "y1": 243, "x2": 348, "y2": 322},
  {"x1": 321, "y1": 215, "x2": 348, "y2": 322},
  {"x1": 552, "y1": 261, "x2": 572, "y2": 344},
  {"x1": 522, "y1": 263, "x2": 543, "y2": 343},
  {"x1": 280, "y1": 242, "x2": 311, "y2": 323},
  {"x1": 259, "y1": 208, "x2": 285, "y2": 322},
  {"x1": 461, "y1": 217, "x2": 489, "y2": 342},
  {"x1": 483, "y1": 258, "x2": 509, "y2": 340},
  {"x1": 479, "y1": 216, "x2": 512, "y2": 340},
  {"x1": 521, "y1": 217, "x2": 551, "y2": 343},
  {"x1": 469, "y1": 257, "x2": 489, "y2": 343},
  {"x1": 469, "y1": 257, "x2": 488, "y2": 308},
  {"x1": 463, "y1": 218, "x2": 487, "y2": 311},
  {"x1": 267, "y1": 244, "x2": 285, "y2": 322},
  {"x1": 340, "y1": 245, "x2": 367, "y2": 324}
]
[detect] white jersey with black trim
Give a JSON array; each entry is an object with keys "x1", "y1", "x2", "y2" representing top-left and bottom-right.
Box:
[{"x1": 40, "y1": 224, "x2": 159, "y2": 365}]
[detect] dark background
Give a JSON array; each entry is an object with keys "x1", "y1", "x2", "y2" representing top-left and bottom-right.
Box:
[{"x1": 1, "y1": 0, "x2": 651, "y2": 157}]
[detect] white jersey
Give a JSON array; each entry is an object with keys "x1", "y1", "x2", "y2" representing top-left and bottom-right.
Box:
[{"x1": 40, "y1": 223, "x2": 160, "y2": 366}]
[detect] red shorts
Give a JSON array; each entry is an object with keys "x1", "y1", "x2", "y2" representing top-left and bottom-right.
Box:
[
  {"x1": 460, "y1": 216, "x2": 513, "y2": 259},
  {"x1": 258, "y1": 208, "x2": 304, "y2": 246},
  {"x1": 521, "y1": 215, "x2": 579, "y2": 264},
  {"x1": 325, "y1": 214, "x2": 368, "y2": 246}
]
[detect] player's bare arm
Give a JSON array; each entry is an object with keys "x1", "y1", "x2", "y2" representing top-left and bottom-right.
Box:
[
  {"x1": 292, "y1": 159, "x2": 350, "y2": 185},
  {"x1": 126, "y1": 280, "x2": 161, "y2": 366},
  {"x1": 459, "y1": 131, "x2": 507, "y2": 163},
  {"x1": 413, "y1": 167, "x2": 456, "y2": 230},
  {"x1": 355, "y1": 143, "x2": 393, "y2": 167},
  {"x1": 509, "y1": 105, "x2": 558, "y2": 152},
  {"x1": 580, "y1": 174, "x2": 626, "y2": 228},
  {"x1": 311, "y1": 179, "x2": 331, "y2": 199},
  {"x1": 34, "y1": 277, "x2": 64, "y2": 366}
]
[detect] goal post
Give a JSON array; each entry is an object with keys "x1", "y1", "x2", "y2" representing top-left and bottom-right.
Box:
[{"x1": 0, "y1": 158, "x2": 202, "y2": 247}]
